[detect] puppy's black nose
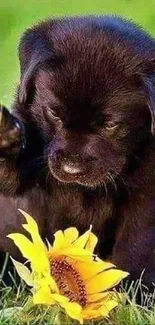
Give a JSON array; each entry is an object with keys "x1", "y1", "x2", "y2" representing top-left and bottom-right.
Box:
[{"x1": 59, "y1": 153, "x2": 83, "y2": 175}]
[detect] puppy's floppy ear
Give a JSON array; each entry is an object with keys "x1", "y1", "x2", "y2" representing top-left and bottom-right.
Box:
[
  {"x1": 135, "y1": 57, "x2": 155, "y2": 135},
  {"x1": 18, "y1": 25, "x2": 53, "y2": 104}
]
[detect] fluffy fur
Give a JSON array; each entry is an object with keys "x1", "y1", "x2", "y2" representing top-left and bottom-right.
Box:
[{"x1": 1, "y1": 16, "x2": 155, "y2": 287}]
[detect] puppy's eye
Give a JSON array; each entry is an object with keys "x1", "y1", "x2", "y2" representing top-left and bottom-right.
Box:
[
  {"x1": 105, "y1": 121, "x2": 118, "y2": 130},
  {"x1": 45, "y1": 109, "x2": 63, "y2": 129}
]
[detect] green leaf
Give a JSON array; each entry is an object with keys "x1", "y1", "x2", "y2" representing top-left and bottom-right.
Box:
[
  {"x1": 10, "y1": 257, "x2": 33, "y2": 287},
  {"x1": 0, "y1": 307, "x2": 23, "y2": 319}
]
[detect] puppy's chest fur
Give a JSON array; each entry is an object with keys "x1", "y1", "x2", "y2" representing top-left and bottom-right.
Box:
[{"x1": 45, "y1": 183, "x2": 116, "y2": 256}]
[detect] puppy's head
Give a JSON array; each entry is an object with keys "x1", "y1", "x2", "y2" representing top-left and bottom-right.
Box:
[{"x1": 18, "y1": 17, "x2": 155, "y2": 188}]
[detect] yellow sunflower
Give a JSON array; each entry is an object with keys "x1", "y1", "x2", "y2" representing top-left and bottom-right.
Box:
[{"x1": 8, "y1": 210, "x2": 128, "y2": 324}]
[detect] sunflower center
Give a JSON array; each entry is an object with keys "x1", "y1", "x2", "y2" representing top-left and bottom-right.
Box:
[{"x1": 51, "y1": 258, "x2": 87, "y2": 307}]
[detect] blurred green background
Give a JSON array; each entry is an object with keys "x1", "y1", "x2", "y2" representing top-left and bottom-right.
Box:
[{"x1": 1, "y1": 0, "x2": 155, "y2": 108}]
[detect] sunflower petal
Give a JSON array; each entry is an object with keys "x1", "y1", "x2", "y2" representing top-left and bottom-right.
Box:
[
  {"x1": 51, "y1": 294, "x2": 83, "y2": 323},
  {"x1": 87, "y1": 291, "x2": 114, "y2": 303},
  {"x1": 82, "y1": 300, "x2": 104, "y2": 320},
  {"x1": 73, "y1": 260, "x2": 115, "y2": 281},
  {"x1": 64, "y1": 227, "x2": 79, "y2": 245},
  {"x1": 99, "y1": 299, "x2": 118, "y2": 317},
  {"x1": 85, "y1": 232, "x2": 98, "y2": 252},
  {"x1": 61, "y1": 301, "x2": 83, "y2": 324},
  {"x1": 52, "y1": 293, "x2": 69, "y2": 303},
  {"x1": 52, "y1": 230, "x2": 65, "y2": 251},
  {"x1": 72, "y1": 226, "x2": 92, "y2": 249},
  {"x1": 11, "y1": 257, "x2": 33, "y2": 287},
  {"x1": 86, "y1": 269, "x2": 129, "y2": 294},
  {"x1": 19, "y1": 210, "x2": 46, "y2": 252},
  {"x1": 7, "y1": 234, "x2": 36, "y2": 261},
  {"x1": 57, "y1": 247, "x2": 93, "y2": 261},
  {"x1": 19, "y1": 209, "x2": 40, "y2": 237},
  {"x1": 82, "y1": 298, "x2": 118, "y2": 320},
  {"x1": 33, "y1": 286, "x2": 56, "y2": 305},
  {"x1": 51, "y1": 229, "x2": 80, "y2": 255},
  {"x1": 8, "y1": 234, "x2": 50, "y2": 274},
  {"x1": 36, "y1": 276, "x2": 59, "y2": 293},
  {"x1": 82, "y1": 308, "x2": 102, "y2": 320}
]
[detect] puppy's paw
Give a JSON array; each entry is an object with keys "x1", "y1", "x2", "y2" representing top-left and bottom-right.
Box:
[{"x1": 0, "y1": 106, "x2": 25, "y2": 156}]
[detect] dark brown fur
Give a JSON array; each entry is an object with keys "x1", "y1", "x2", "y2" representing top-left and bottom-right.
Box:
[{"x1": 1, "y1": 16, "x2": 155, "y2": 287}]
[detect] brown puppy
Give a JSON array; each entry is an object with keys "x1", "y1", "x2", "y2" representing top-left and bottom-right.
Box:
[{"x1": 1, "y1": 16, "x2": 155, "y2": 288}]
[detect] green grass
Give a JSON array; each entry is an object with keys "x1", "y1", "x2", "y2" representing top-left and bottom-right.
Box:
[
  {"x1": 1, "y1": 258, "x2": 155, "y2": 325},
  {"x1": 1, "y1": 0, "x2": 155, "y2": 108},
  {"x1": 1, "y1": 283, "x2": 155, "y2": 325}
]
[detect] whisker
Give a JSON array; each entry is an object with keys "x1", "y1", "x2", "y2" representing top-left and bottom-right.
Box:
[
  {"x1": 45, "y1": 170, "x2": 51, "y2": 188},
  {"x1": 103, "y1": 180, "x2": 108, "y2": 200},
  {"x1": 110, "y1": 169, "x2": 130, "y2": 195},
  {"x1": 107, "y1": 172, "x2": 118, "y2": 193},
  {"x1": 133, "y1": 154, "x2": 143, "y2": 164}
]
